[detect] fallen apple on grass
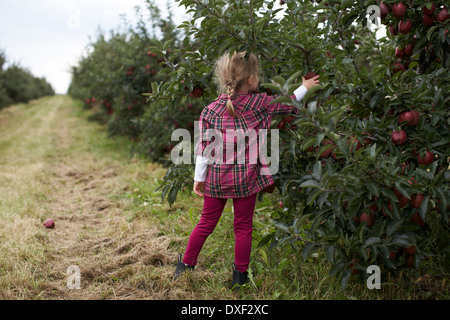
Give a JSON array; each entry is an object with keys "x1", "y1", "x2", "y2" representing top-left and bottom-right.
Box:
[{"x1": 43, "y1": 218, "x2": 55, "y2": 229}]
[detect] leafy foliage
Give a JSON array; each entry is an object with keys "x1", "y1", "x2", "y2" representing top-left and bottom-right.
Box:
[
  {"x1": 146, "y1": 0, "x2": 450, "y2": 288},
  {"x1": 68, "y1": 0, "x2": 449, "y2": 288},
  {"x1": 0, "y1": 49, "x2": 54, "y2": 109}
]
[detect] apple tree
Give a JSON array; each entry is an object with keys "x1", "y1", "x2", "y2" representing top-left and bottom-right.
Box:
[{"x1": 146, "y1": 0, "x2": 449, "y2": 288}]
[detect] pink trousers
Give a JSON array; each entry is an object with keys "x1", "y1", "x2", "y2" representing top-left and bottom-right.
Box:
[{"x1": 182, "y1": 193, "x2": 258, "y2": 273}]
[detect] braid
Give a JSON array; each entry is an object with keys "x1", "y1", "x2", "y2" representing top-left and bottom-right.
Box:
[{"x1": 226, "y1": 83, "x2": 237, "y2": 118}]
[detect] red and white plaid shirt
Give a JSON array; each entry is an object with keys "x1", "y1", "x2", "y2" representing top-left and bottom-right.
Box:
[{"x1": 195, "y1": 87, "x2": 306, "y2": 198}]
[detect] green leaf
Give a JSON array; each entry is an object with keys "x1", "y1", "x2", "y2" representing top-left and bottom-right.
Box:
[
  {"x1": 300, "y1": 180, "x2": 320, "y2": 188},
  {"x1": 294, "y1": 213, "x2": 312, "y2": 230},
  {"x1": 365, "y1": 237, "x2": 381, "y2": 247},
  {"x1": 272, "y1": 75, "x2": 286, "y2": 87},
  {"x1": 386, "y1": 220, "x2": 402, "y2": 237},
  {"x1": 394, "y1": 180, "x2": 411, "y2": 200},
  {"x1": 342, "y1": 58, "x2": 353, "y2": 64},
  {"x1": 302, "y1": 242, "x2": 315, "y2": 261},
  {"x1": 260, "y1": 82, "x2": 281, "y2": 93},
  {"x1": 419, "y1": 195, "x2": 429, "y2": 221},
  {"x1": 274, "y1": 222, "x2": 290, "y2": 233},
  {"x1": 341, "y1": 269, "x2": 352, "y2": 290},
  {"x1": 163, "y1": 39, "x2": 175, "y2": 51},
  {"x1": 326, "y1": 246, "x2": 335, "y2": 263},
  {"x1": 268, "y1": 96, "x2": 293, "y2": 105}
]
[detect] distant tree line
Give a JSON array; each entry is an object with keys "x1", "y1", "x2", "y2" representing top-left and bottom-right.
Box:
[{"x1": 0, "y1": 49, "x2": 55, "y2": 109}]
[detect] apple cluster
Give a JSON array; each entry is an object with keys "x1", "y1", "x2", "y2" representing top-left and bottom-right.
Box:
[{"x1": 378, "y1": 2, "x2": 449, "y2": 74}]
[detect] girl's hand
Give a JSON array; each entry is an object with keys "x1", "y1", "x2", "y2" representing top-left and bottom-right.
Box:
[
  {"x1": 193, "y1": 181, "x2": 204, "y2": 197},
  {"x1": 302, "y1": 75, "x2": 320, "y2": 90}
]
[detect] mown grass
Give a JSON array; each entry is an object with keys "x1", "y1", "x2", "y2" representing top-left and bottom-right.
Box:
[
  {"x1": 122, "y1": 174, "x2": 449, "y2": 300},
  {"x1": 80, "y1": 98, "x2": 448, "y2": 300},
  {"x1": 0, "y1": 96, "x2": 447, "y2": 300},
  {"x1": 117, "y1": 158, "x2": 448, "y2": 299}
]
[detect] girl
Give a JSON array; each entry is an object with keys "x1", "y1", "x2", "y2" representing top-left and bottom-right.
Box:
[{"x1": 174, "y1": 51, "x2": 320, "y2": 288}]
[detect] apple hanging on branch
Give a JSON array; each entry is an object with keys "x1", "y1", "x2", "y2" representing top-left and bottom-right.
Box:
[
  {"x1": 398, "y1": 110, "x2": 420, "y2": 126},
  {"x1": 416, "y1": 150, "x2": 435, "y2": 165},
  {"x1": 190, "y1": 86, "x2": 204, "y2": 98},
  {"x1": 422, "y1": 4, "x2": 436, "y2": 17},
  {"x1": 398, "y1": 19, "x2": 413, "y2": 34},
  {"x1": 393, "y1": 3, "x2": 407, "y2": 18},
  {"x1": 391, "y1": 129, "x2": 407, "y2": 146}
]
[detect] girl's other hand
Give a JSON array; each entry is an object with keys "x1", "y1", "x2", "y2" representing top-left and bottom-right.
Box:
[
  {"x1": 193, "y1": 181, "x2": 204, "y2": 197},
  {"x1": 302, "y1": 75, "x2": 320, "y2": 90}
]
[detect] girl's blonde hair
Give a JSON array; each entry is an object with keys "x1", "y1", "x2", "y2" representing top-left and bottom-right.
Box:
[{"x1": 214, "y1": 51, "x2": 261, "y2": 118}]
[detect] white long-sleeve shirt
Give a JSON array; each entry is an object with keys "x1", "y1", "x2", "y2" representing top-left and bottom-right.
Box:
[{"x1": 194, "y1": 85, "x2": 308, "y2": 182}]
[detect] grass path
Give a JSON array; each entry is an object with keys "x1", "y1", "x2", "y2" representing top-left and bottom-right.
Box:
[
  {"x1": 0, "y1": 95, "x2": 200, "y2": 299},
  {"x1": 0, "y1": 96, "x2": 447, "y2": 300}
]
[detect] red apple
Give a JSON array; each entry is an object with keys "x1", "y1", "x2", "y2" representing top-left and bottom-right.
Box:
[
  {"x1": 400, "y1": 163, "x2": 410, "y2": 174},
  {"x1": 348, "y1": 137, "x2": 362, "y2": 152},
  {"x1": 398, "y1": 110, "x2": 419, "y2": 126},
  {"x1": 398, "y1": 195, "x2": 409, "y2": 208},
  {"x1": 436, "y1": 8, "x2": 449, "y2": 22},
  {"x1": 395, "y1": 47, "x2": 405, "y2": 58},
  {"x1": 404, "y1": 245, "x2": 417, "y2": 255},
  {"x1": 389, "y1": 25, "x2": 397, "y2": 36},
  {"x1": 390, "y1": 251, "x2": 397, "y2": 260},
  {"x1": 398, "y1": 19, "x2": 413, "y2": 34},
  {"x1": 349, "y1": 258, "x2": 360, "y2": 275},
  {"x1": 43, "y1": 218, "x2": 55, "y2": 229},
  {"x1": 393, "y1": 3, "x2": 407, "y2": 18},
  {"x1": 319, "y1": 140, "x2": 335, "y2": 158},
  {"x1": 423, "y1": 4, "x2": 436, "y2": 16},
  {"x1": 405, "y1": 255, "x2": 414, "y2": 268},
  {"x1": 304, "y1": 71, "x2": 318, "y2": 80},
  {"x1": 190, "y1": 86, "x2": 203, "y2": 98},
  {"x1": 411, "y1": 194, "x2": 424, "y2": 208},
  {"x1": 393, "y1": 61, "x2": 405, "y2": 73},
  {"x1": 277, "y1": 118, "x2": 286, "y2": 130},
  {"x1": 359, "y1": 212, "x2": 375, "y2": 227},
  {"x1": 423, "y1": 14, "x2": 435, "y2": 26},
  {"x1": 263, "y1": 184, "x2": 275, "y2": 193},
  {"x1": 380, "y1": 3, "x2": 389, "y2": 19},
  {"x1": 391, "y1": 130, "x2": 407, "y2": 146},
  {"x1": 411, "y1": 212, "x2": 425, "y2": 227},
  {"x1": 417, "y1": 151, "x2": 434, "y2": 165},
  {"x1": 404, "y1": 43, "x2": 415, "y2": 56}
]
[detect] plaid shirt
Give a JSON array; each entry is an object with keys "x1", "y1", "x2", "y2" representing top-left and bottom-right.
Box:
[{"x1": 196, "y1": 91, "x2": 300, "y2": 199}]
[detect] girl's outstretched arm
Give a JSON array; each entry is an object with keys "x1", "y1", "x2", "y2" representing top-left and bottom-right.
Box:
[{"x1": 264, "y1": 74, "x2": 320, "y2": 117}]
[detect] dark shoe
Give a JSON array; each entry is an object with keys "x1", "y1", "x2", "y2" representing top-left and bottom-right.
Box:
[
  {"x1": 173, "y1": 254, "x2": 194, "y2": 280},
  {"x1": 231, "y1": 263, "x2": 248, "y2": 290}
]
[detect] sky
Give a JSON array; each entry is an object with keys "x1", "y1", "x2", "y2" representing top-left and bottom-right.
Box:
[
  {"x1": 0, "y1": 0, "x2": 189, "y2": 94},
  {"x1": 0, "y1": 1, "x2": 386, "y2": 95}
]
